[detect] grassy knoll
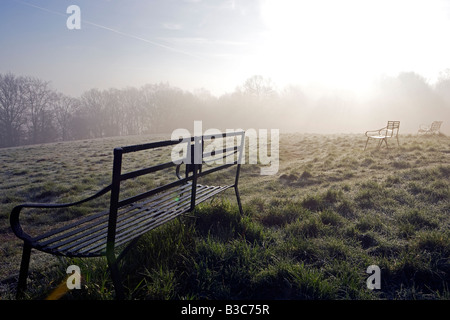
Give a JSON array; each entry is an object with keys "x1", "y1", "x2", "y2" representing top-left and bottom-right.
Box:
[{"x1": 0, "y1": 133, "x2": 449, "y2": 300}]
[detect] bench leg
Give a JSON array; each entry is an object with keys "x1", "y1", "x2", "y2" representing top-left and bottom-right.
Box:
[
  {"x1": 16, "y1": 242, "x2": 32, "y2": 299},
  {"x1": 107, "y1": 253, "x2": 125, "y2": 300},
  {"x1": 117, "y1": 236, "x2": 142, "y2": 263},
  {"x1": 364, "y1": 137, "x2": 369, "y2": 151},
  {"x1": 234, "y1": 185, "x2": 244, "y2": 216},
  {"x1": 377, "y1": 139, "x2": 384, "y2": 148}
]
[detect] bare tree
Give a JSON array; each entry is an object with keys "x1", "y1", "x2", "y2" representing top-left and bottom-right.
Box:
[
  {"x1": 242, "y1": 75, "x2": 276, "y2": 100},
  {"x1": 80, "y1": 89, "x2": 107, "y2": 138},
  {"x1": 53, "y1": 93, "x2": 79, "y2": 141},
  {"x1": 140, "y1": 84, "x2": 159, "y2": 133},
  {"x1": 120, "y1": 87, "x2": 145, "y2": 135},
  {"x1": 23, "y1": 77, "x2": 57, "y2": 144},
  {"x1": 103, "y1": 88, "x2": 122, "y2": 137},
  {"x1": 141, "y1": 83, "x2": 185, "y2": 133},
  {"x1": 436, "y1": 69, "x2": 450, "y2": 102},
  {"x1": 0, "y1": 73, "x2": 28, "y2": 147}
]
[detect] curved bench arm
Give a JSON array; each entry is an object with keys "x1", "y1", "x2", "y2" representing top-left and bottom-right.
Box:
[
  {"x1": 10, "y1": 184, "x2": 112, "y2": 242},
  {"x1": 418, "y1": 123, "x2": 431, "y2": 131},
  {"x1": 175, "y1": 163, "x2": 183, "y2": 180},
  {"x1": 365, "y1": 127, "x2": 385, "y2": 137}
]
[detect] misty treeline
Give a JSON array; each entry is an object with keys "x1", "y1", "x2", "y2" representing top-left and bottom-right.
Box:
[{"x1": 1, "y1": 71, "x2": 450, "y2": 148}]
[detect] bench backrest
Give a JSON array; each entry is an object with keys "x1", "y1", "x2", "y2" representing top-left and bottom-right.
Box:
[
  {"x1": 431, "y1": 121, "x2": 443, "y2": 131},
  {"x1": 106, "y1": 131, "x2": 245, "y2": 251},
  {"x1": 385, "y1": 121, "x2": 400, "y2": 137}
]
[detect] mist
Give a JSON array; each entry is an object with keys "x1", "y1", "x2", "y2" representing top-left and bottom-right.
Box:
[{"x1": 1, "y1": 70, "x2": 449, "y2": 148}]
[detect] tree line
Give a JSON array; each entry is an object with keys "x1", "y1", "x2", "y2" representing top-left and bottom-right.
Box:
[{"x1": 1, "y1": 71, "x2": 449, "y2": 148}]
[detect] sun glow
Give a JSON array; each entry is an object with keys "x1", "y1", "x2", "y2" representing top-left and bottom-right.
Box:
[{"x1": 258, "y1": 0, "x2": 450, "y2": 91}]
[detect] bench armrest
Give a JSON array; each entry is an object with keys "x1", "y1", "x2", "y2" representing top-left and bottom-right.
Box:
[
  {"x1": 10, "y1": 184, "x2": 112, "y2": 242},
  {"x1": 175, "y1": 163, "x2": 183, "y2": 180},
  {"x1": 365, "y1": 127, "x2": 385, "y2": 137},
  {"x1": 175, "y1": 163, "x2": 201, "y2": 181}
]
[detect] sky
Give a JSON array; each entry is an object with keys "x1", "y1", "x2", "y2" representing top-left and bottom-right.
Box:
[{"x1": 1, "y1": 0, "x2": 450, "y2": 97}]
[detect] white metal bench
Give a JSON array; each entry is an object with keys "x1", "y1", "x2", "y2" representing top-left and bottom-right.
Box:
[
  {"x1": 364, "y1": 121, "x2": 400, "y2": 151},
  {"x1": 418, "y1": 121, "x2": 443, "y2": 135}
]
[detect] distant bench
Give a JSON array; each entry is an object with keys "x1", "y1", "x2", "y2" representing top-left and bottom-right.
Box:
[
  {"x1": 364, "y1": 121, "x2": 400, "y2": 151},
  {"x1": 10, "y1": 131, "x2": 245, "y2": 299},
  {"x1": 418, "y1": 121, "x2": 443, "y2": 135}
]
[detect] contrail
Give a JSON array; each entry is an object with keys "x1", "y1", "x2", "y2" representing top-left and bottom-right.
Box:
[
  {"x1": 13, "y1": 0, "x2": 66, "y2": 17},
  {"x1": 82, "y1": 20, "x2": 204, "y2": 60},
  {"x1": 13, "y1": 0, "x2": 204, "y2": 60}
]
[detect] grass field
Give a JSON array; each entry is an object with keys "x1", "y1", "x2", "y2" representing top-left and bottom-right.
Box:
[{"x1": 0, "y1": 132, "x2": 449, "y2": 300}]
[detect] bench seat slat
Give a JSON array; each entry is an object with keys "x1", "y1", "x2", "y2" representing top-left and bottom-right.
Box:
[
  {"x1": 28, "y1": 183, "x2": 235, "y2": 257},
  {"x1": 195, "y1": 185, "x2": 232, "y2": 204},
  {"x1": 89, "y1": 185, "x2": 226, "y2": 256},
  {"x1": 36, "y1": 183, "x2": 192, "y2": 247},
  {"x1": 86, "y1": 206, "x2": 188, "y2": 255},
  {"x1": 33, "y1": 209, "x2": 108, "y2": 242},
  {"x1": 64, "y1": 191, "x2": 193, "y2": 254},
  {"x1": 32, "y1": 183, "x2": 227, "y2": 257},
  {"x1": 72, "y1": 194, "x2": 193, "y2": 255},
  {"x1": 33, "y1": 184, "x2": 190, "y2": 253},
  {"x1": 113, "y1": 207, "x2": 186, "y2": 250},
  {"x1": 71, "y1": 184, "x2": 220, "y2": 255},
  {"x1": 83, "y1": 207, "x2": 188, "y2": 256}
]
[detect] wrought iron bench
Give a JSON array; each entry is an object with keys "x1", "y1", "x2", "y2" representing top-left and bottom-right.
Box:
[
  {"x1": 10, "y1": 131, "x2": 245, "y2": 299},
  {"x1": 364, "y1": 121, "x2": 400, "y2": 151},
  {"x1": 418, "y1": 121, "x2": 443, "y2": 135}
]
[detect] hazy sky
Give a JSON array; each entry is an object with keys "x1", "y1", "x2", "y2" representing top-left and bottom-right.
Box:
[{"x1": 1, "y1": 0, "x2": 450, "y2": 97}]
